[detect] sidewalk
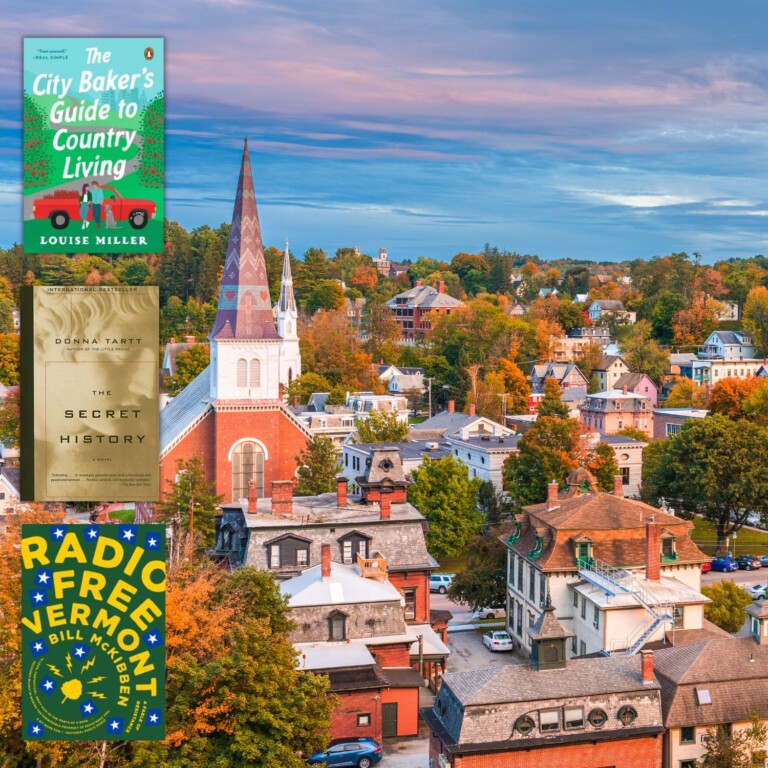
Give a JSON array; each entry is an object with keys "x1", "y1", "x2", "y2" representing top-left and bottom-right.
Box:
[{"x1": 384, "y1": 737, "x2": 429, "y2": 768}]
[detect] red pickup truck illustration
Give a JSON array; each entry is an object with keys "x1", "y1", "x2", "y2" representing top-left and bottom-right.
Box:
[{"x1": 32, "y1": 186, "x2": 157, "y2": 230}]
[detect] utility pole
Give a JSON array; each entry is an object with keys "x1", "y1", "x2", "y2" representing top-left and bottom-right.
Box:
[
  {"x1": 425, "y1": 377, "x2": 435, "y2": 417},
  {"x1": 497, "y1": 392, "x2": 509, "y2": 424}
]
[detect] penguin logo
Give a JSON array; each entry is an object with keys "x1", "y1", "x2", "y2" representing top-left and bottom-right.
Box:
[{"x1": 144, "y1": 47, "x2": 154, "y2": 61}]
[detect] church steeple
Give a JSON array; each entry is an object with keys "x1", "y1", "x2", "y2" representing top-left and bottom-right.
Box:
[
  {"x1": 277, "y1": 239, "x2": 298, "y2": 340},
  {"x1": 211, "y1": 140, "x2": 278, "y2": 341}
]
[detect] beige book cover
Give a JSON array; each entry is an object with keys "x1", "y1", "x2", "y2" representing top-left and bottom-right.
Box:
[{"x1": 20, "y1": 285, "x2": 159, "y2": 501}]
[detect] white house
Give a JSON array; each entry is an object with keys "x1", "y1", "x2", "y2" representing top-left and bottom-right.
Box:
[{"x1": 697, "y1": 330, "x2": 755, "y2": 360}]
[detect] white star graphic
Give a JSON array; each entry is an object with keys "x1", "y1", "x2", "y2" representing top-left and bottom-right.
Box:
[
  {"x1": 148, "y1": 537, "x2": 157, "y2": 547},
  {"x1": 147, "y1": 633, "x2": 158, "y2": 644},
  {"x1": 110, "y1": 720, "x2": 120, "y2": 730},
  {"x1": 149, "y1": 713, "x2": 158, "y2": 723},
  {"x1": 33, "y1": 642, "x2": 43, "y2": 652},
  {"x1": 74, "y1": 647, "x2": 86, "y2": 657},
  {"x1": 43, "y1": 680, "x2": 53, "y2": 690},
  {"x1": 122, "y1": 529, "x2": 135, "y2": 541},
  {"x1": 87, "y1": 529, "x2": 98, "y2": 539},
  {"x1": 32, "y1": 725, "x2": 40, "y2": 734},
  {"x1": 33, "y1": 592, "x2": 44, "y2": 603},
  {"x1": 84, "y1": 703, "x2": 94, "y2": 714},
  {"x1": 37, "y1": 572, "x2": 50, "y2": 584},
  {"x1": 53, "y1": 528, "x2": 64, "y2": 539}
]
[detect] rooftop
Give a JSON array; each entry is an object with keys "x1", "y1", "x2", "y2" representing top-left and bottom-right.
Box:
[{"x1": 652, "y1": 408, "x2": 709, "y2": 418}]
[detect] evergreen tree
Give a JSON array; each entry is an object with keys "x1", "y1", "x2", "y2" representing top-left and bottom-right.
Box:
[
  {"x1": 294, "y1": 436, "x2": 341, "y2": 496},
  {"x1": 537, "y1": 377, "x2": 569, "y2": 419}
]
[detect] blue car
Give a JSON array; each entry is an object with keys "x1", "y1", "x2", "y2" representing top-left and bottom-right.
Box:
[
  {"x1": 710, "y1": 556, "x2": 739, "y2": 572},
  {"x1": 307, "y1": 737, "x2": 383, "y2": 767}
]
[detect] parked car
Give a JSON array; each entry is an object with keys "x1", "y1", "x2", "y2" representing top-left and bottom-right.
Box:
[
  {"x1": 701, "y1": 561, "x2": 711, "y2": 573},
  {"x1": 736, "y1": 555, "x2": 762, "y2": 571},
  {"x1": 430, "y1": 574, "x2": 455, "y2": 594},
  {"x1": 482, "y1": 630, "x2": 514, "y2": 652},
  {"x1": 709, "y1": 556, "x2": 739, "y2": 572},
  {"x1": 748, "y1": 584, "x2": 768, "y2": 601},
  {"x1": 759, "y1": 555, "x2": 768, "y2": 568},
  {"x1": 472, "y1": 606, "x2": 507, "y2": 621},
  {"x1": 306, "y1": 737, "x2": 383, "y2": 767}
]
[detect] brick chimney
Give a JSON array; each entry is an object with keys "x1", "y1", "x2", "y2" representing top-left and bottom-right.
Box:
[
  {"x1": 337, "y1": 476, "x2": 348, "y2": 507},
  {"x1": 247, "y1": 480, "x2": 257, "y2": 514},
  {"x1": 185, "y1": 335, "x2": 195, "y2": 343},
  {"x1": 468, "y1": 403, "x2": 476, "y2": 417},
  {"x1": 641, "y1": 650, "x2": 654, "y2": 684},
  {"x1": 321, "y1": 543, "x2": 331, "y2": 579},
  {"x1": 614, "y1": 474, "x2": 624, "y2": 498},
  {"x1": 271, "y1": 480, "x2": 294, "y2": 516},
  {"x1": 380, "y1": 492, "x2": 391, "y2": 520},
  {"x1": 645, "y1": 519, "x2": 661, "y2": 581},
  {"x1": 437, "y1": 280, "x2": 445, "y2": 294},
  {"x1": 622, "y1": 385, "x2": 628, "y2": 395},
  {"x1": 415, "y1": 280, "x2": 423, "y2": 287},
  {"x1": 448, "y1": 399, "x2": 455, "y2": 414},
  {"x1": 293, "y1": 395, "x2": 299, "y2": 407},
  {"x1": 546, "y1": 481, "x2": 559, "y2": 511}
]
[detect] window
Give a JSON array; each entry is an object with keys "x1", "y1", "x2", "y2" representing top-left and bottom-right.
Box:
[
  {"x1": 403, "y1": 588, "x2": 416, "y2": 621},
  {"x1": 266, "y1": 536, "x2": 310, "y2": 568},
  {"x1": 328, "y1": 611, "x2": 346, "y2": 641},
  {"x1": 673, "y1": 606, "x2": 684, "y2": 629},
  {"x1": 340, "y1": 533, "x2": 369, "y2": 564},
  {"x1": 571, "y1": 634, "x2": 577, "y2": 654},
  {"x1": 573, "y1": 589, "x2": 578, "y2": 607},
  {"x1": 232, "y1": 441, "x2": 264, "y2": 500},
  {"x1": 509, "y1": 555, "x2": 516, "y2": 589},
  {"x1": 539, "y1": 574, "x2": 546, "y2": 607},
  {"x1": 296, "y1": 548, "x2": 308, "y2": 566},
  {"x1": 751, "y1": 616, "x2": 760, "y2": 636},
  {"x1": 588, "y1": 708, "x2": 607, "y2": 728},
  {"x1": 270, "y1": 544, "x2": 280, "y2": 568},
  {"x1": 666, "y1": 423, "x2": 682, "y2": 436},
  {"x1": 221, "y1": 527, "x2": 233, "y2": 550},
  {"x1": 345, "y1": 453, "x2": 349, "y2": 466},
  {"x1": 515, "y1": 715, "x2": 535, "y2": 735},
  {"x1": 529, "y1": 565, "x2": 535, "y2": 601},
  {"x1": 540, "y1": 710, "x2": 560, "y2": 732},
  {"x1": 621, "y1": 466, "x2": 630, "y2": 486},
  {"x1": 357, "y1": 713, "x2": 371, "y2": 727},
  {"x1": 516, "y1": 602, "x2": 523, "y2": 636},
  {"x1": 517, "y1": 558, "x2": 524, "y2": 591},
  {"x1": 343, "y1": 540, "x2": 352, "y2": 564},
  {"x1": 579, "y1": 640, "x2": 586, "y2": 656},
  {"x1": 564, "y1": 706, "x2": 584, "y2": 729},
  {"x1": 593, "y1": 605, "x2": 600, "y2": 629},
  {"x1": 581, "y1": 596, "x2": 587, "y2": 619},
  {"x1": 249, "y1": 358, "x2": 261, "y2": 388},
  {"x1": 237, "y1": 358, "x2": 247, "y2": 387},
  {"x1": 617, "y1": 705, "x2": 637, "y2": 726},
  {"x1": 662, "y1": 537, "x2": 675, "y2": 558},
  {"x1": 577, "y1": 542, "x2": 591, "y2": 560},
  {"x1": 680, "y1": 761, "x2": 697, "y2": 768},
  {"x1": 680, "y1": 726, "x2": 695, "y2": 744}
]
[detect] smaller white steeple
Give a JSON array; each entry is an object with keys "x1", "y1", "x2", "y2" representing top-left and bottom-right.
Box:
[{"x1": 277, "y1": 239, "x2": 298, "y2": 340}]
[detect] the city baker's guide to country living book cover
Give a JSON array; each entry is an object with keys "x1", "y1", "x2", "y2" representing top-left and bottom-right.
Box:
[{"x1": 23, "y1": 38, "x2": 164, "y2": 253}]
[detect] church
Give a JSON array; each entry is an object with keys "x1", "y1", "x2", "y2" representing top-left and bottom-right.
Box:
[{"x1": 159, "y1": 140, "x2": 311, "y2": 503}]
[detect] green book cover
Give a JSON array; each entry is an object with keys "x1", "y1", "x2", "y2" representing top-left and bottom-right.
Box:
[
  {"x1": 21, "y1": 523, "x2": 166, "y2": 740},
  {"x1": 20, "y1": 286, "x2": 160, "y2": 502},
  {"x1": 23, "y1": 38, "x2": 164, "y2": 253}
]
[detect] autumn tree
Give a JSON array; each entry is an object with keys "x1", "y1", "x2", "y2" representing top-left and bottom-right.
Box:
[
  {"x1": 0, "y1": 333, "x2": 20, "y2": 385},
  {"x1": 294, "y1": 436, "x2": 341, "y2": 496},
  {"x1": 496, "y1": 357, "x2": 532, "y2": 415},
  {"x1": 285, "y1": 372, "x2": 333, "y2": 405},
  {"x1": 362, "y1": 300, "x2": 401, "y2": 362},
  {"x1": 408, "y1": 455, "x2": 483, "y2": 559},
  {"x1": 576, "y1": 341, "x2": 604, "y2": 385},
  {"x1": 356, "y1": 410, "x2": 409, "y2": 443},
  {"x1": 0, "y1": 385, "x2": 19, "y2": 448},
  {"x1": 743, "y1": 286, "x2": 768, "y2": 356},
  {"x1": 708, "y1": 377, "x2": 763, "y2": 420},
  {"x1": 159, "y1": 455, "x2": 224, "y2": 549},
  {"x1": 620, "y1": 320, "x2": 668, "y2": 384},
  {"x1": 166, "y1": 344, "x2": 211, "y2": 395},
  {"x1": 664, "y1": 378, "x2": 707, "y2": 409},
  {"x1": 0, "y1": 276, "x2": 15, "y2": 332},
  {"x1": 699, "y1": 711, "x2": 767, "y2": 768},
  {"x1": 671, "y1": 295, "x2": 722, "y2": 348}
]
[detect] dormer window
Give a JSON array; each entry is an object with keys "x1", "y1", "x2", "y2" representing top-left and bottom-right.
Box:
[
  {"x1": 327, "y1": 610, "x2": 347, "y2": 641},
  {"x1": 339, "y1": 532, "x2": 370, "y2": 564},
  {"x1": 661, "y1": 530, "x2": 677, "y2": 560},
  {"x1": 617, "y1": 705, "x2": 637, "y2": 726}
]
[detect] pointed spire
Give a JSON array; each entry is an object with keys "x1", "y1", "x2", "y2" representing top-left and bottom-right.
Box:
[
  {"x1": 211, "y1": 139, "x2": 278, "y2": 340},
  {"x1": 278, "y1": 239, "x2": 297, "y2": 314}
]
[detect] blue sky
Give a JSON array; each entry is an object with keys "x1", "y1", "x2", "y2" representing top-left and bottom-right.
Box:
[{"x1": 3, "y1": 1, "x2": 768, "y2": 262}]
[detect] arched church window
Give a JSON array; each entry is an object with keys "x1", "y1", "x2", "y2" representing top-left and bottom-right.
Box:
[
  {"x1": 237, "y1": 358, "x2": 248, "y2": 388},
  {"x1": 250, "y1": 358, "x2": 261, "y2": 388},
  {"x1": 232, "y1": 441, "x2": 264, "y2": 500}
]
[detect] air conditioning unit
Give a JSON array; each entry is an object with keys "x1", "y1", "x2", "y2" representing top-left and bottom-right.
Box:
[{"x1": 701, "y1": 734, "x2": 712, "y2": 743}]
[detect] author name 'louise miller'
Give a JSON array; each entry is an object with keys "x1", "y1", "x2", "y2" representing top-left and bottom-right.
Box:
[{"x1": 39, "y1": 235, "x2": 148, "y2": 246}]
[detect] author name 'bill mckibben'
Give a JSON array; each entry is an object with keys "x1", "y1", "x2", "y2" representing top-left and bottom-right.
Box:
[{"x1": 39, "y1": 235, "x2": 148, "y2": 246}]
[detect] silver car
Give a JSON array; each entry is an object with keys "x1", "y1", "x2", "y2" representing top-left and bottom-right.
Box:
[{"x1": 482, "y1": 630, "x2": 514, "y2": 652}]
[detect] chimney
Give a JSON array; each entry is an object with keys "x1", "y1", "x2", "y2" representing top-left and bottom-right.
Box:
[
  {"x1": 437, "y1": 280, "x2": 445, "y2": 294},
  {"x1": 640, "y1": 650, "x2": 654, "y2": 684},
  {"x1": 380, "y1": 492, "x2": 391, "y2": 520},
  {"x1": 184, "y1": 335, "x2": 195, "y2": 344},
  {"x1": 247, "y1": 480, "x2": 257, "y2": 514},
  {"x1": 293, "y1": 395, "x2": 299, "y2": 407},
  {"x1": 448, "y1": 399, "x2": 455, "y2": 414},
  {"x1": 546, "y1": 480, "x2": 559, "y2": 511},
  {"x1": 614, "y1": 474, "x2": 624, "y2": 498},
  {"x1": 468, "y1": 403, "x2": 476, "y2": 417},
  {"x1": 321, "y1": 543, "x2": 331, "y2": 579},
  {"x1": 645, "y1": 520, "x2": 661, "y2": 581},
  {"x1": 415, "y1": 280, "x2": 423, "y2": 287},
  {"x1": 271, "y1": 480, "x2": 294, "y2": 516},
  {"x1": 337, "y1": 476, "x2": 348, "y2": 507},
  {"x1": 622, "y1": 385, "x2": 628, "y2": 395}
]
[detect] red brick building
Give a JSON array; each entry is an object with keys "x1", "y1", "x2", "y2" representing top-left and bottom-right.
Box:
[
  {"x1": 159, "y1": 140, "x2": 309, "y2": 503},
  {"x1": 386, "y1": 280, "x2": 463, "y2": 340}
]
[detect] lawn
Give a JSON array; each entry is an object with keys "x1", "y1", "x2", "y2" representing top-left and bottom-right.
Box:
[
  {"x1": 690, "y1": 516, "x2": 768, "y2": 556},
  {"x1": 106, "y1": 509, "x2": 136, "y2": 524}
]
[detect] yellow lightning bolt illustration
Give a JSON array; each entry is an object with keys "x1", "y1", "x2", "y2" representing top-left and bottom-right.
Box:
[
  {"x1": 87, "y1": 676, "x2": 105, "y2": 684},
  {"x1": 82, "y1": 657, "x2": 96, "y2": 672},
  {"x1": 89, "y1": 692, "x2": 107, "y2": 700},
  {"x1": 65, "y1": 653, "x2": 73, "y2": 674},
  {"x1": 46, "y1": 663, "x2": 63, "y2": 678}
]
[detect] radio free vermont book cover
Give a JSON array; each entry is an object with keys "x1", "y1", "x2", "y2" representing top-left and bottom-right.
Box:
[
  {"x1": 23, "y1": 38, "x2": 164, "y2": 253},
  {"x1": 20, "y1": 286, "x2": 160, "y2": 502}
]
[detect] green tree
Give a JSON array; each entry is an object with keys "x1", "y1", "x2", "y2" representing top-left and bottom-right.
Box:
[
  {"x1": 620, "y1": 320, "x2": 668, "y2": 384},
  {"x1": 166, "y1": 344, "x2": 210, "y2": 395},
  {"x1": 650, "y1": 291, "x2": 684, "y2": 343},
  {"x1": 285, "y1": 372, "x2": 332, "y2": 406},
  {"x1": 576, "y1": 341, "x2": 604, "y2": 384},
  {"x1": 647, "y1": 416, "x2": 768, "y2": 549},
  {"x1": 408, "y1": 455, "x2": 483, "y2": 559},
  {"x1": 701, "y1": 580, "x2": 753, "y2": 633},
  {"x1": 159, "y1": 455, "x2": 224, "y2": 548},
  {"x1": 699, "y1": 712, "x2": 768, "y2": 768},
  {"x1": 306, "y1": 280, "x2": 345, "y2": 314},
  {"x1": 294, "y1": 436, "x2": 341, "y2": 496},
  {"x1": 743, "y1": 286, "x2": 768, "y2": 356},
  {"x1": 537, "y1": 377, "x2": 569, "y2": 419},
  {"x1": 295, "y1": 248, "x2": 330, "y2": 307},
  {"x1": 137, "y1": 93, "x2": 164, "y2": 186},
  {"x1": 325, "y1": 384, "x2": 348, "y2": 406},
  {"x1": 449, "y1": 534, "x2": 508, "y2": 610},
  {"x1": 117, "y1": 257, "x2": 152, "y2": 286},
  {"x1": 356, "y1": 410, "x2": 409, "y2": 443}
]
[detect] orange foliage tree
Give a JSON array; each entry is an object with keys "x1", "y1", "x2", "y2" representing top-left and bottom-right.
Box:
[{"x1": 708, "y1": 376, "x2": 763, "y2": 419}]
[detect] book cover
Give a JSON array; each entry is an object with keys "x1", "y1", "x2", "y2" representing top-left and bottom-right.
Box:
[
  {"x1": 20, "y1": 286, "x2": 160, "y2": 501},
  {"x1": 21, "y1": 523, "x2": 166, "y2": 741},
  {"x1": 23, "y1": 38, "x2": 164, "y2": 253}
]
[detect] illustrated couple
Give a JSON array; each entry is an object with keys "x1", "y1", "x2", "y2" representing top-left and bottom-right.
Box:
[{"x1": 80, "y1": 181, "x2": 116, "y2": 229}]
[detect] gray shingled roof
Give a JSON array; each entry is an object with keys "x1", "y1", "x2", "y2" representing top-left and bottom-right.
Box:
[
  {"x1": 710, "y1": 330, "x2": 749, "y2": 345},
  {"x1": 159, "y1": 368, "x2": 213, "y2": 455},
  {"x1": 410, "y1": 410, "x2": 474, "y2": 435}
]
